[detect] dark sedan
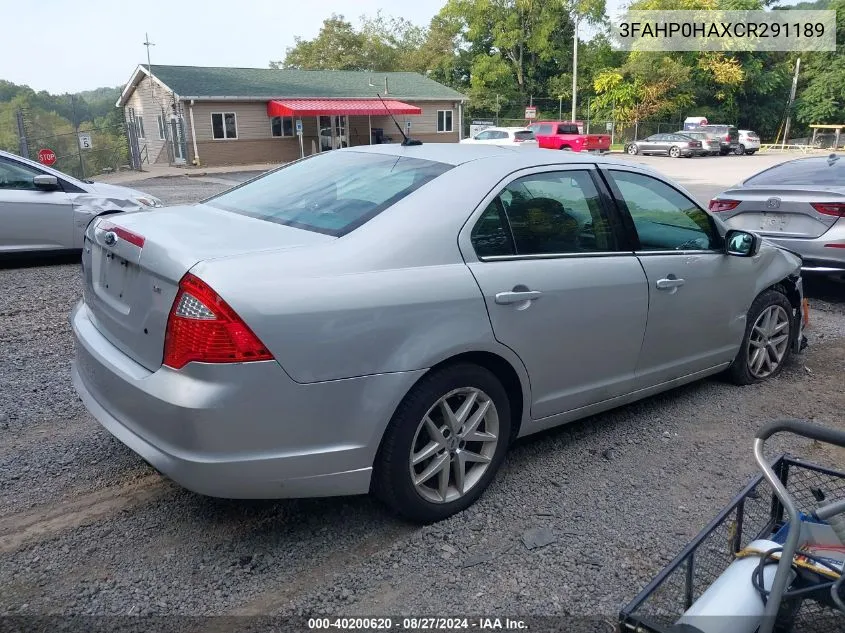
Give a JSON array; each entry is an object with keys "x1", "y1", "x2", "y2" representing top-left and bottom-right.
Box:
[{"x1": 625, "y1": 134, "x2": 703, "y2": 158}]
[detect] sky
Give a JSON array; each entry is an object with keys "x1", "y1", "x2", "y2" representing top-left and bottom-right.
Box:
[{"x1": 0, "y1": 0, "x2": 628, "y2": 94}]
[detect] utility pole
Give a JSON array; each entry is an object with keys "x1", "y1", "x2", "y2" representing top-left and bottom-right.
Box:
[
  {"x1": 559, "y1": 95, "x2": 563, "y2": 119},
  {"x1": 782, "y1": 57, "x2": 800, "y2": 149},
  {"x1": 571, "y1": 14, "x2": 579, "y2": 121},
  {"x1": 71, "y1": 95, "x2": 85, "y2": 180},
  {"x1": 15, "y1": 109, "x2": 29, "y2": 158},
  {"x1": 495, "y1": 94, "x2": 500, "y2": 125}
]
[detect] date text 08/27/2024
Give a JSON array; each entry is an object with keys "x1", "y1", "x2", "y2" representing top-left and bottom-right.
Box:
[{"x1": 307, "y1": 617, "x2": 529, "y2": 631}]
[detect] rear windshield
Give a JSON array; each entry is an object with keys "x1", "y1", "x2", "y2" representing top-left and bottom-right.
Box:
[
  {"x1": 205, "y1": 151, "x2": 452, "y2": 236},
  {"x1": 514, "y1": 131, "x2": 535, "y2": 140},
  {"x1": 744, "y1": 157, "x2": 845, "y2": 186}
]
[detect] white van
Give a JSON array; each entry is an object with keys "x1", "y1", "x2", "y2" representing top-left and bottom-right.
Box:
[{"x1": 683, "y1": 116, "x2": 709, "y2": 131}]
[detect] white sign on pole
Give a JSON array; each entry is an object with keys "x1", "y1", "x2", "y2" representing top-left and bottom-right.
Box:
[
  {"x1": 78, "y1": 132, "x2": 93, "y2": 149},
  {"x1": 524, "y1": 106, "x2": 537, "y2": 119},
  {"x1": 296, "y1": 119, "x2": 304, "y2": 158},
  {"x1": 606, "y1": 121, "x2": 613, "y2": 131},
  {"x1": 295, "y1": 119, "x2": 303, "y2": 134}
]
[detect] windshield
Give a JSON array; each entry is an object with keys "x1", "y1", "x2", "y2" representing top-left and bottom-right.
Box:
[
  {"x1": 204, "y1": 151, "x2": 453, "y2": 236},
  {"x1": 744, "y1": 157, "x2": 845, "y2": 186}
]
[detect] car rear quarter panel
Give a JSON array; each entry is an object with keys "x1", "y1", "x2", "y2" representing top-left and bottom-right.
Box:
[{"x1": 189, "y1": 159, "x2": 533, "y2": 386}]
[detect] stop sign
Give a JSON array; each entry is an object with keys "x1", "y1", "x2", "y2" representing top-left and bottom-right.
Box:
[{"x1": 37, "y1": 149, "x2": 57, "y2": 166}]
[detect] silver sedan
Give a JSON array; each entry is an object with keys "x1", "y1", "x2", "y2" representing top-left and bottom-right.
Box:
[
  {"x1": 71, "y1": 144, "x2": 805, "y2": 523},
  {"x1": 0, "y1": 149, "x2": 162, "y2": 255},
  {"x1": 710, "y1": 153, "x2": 845, "y2": 279}
]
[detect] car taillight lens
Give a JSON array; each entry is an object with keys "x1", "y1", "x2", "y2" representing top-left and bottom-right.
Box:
[
  {"x1": 709, "y1": 199, "x2": 740, "y2": 212},
  {"x1": 98, "y1": 220, "x2": 145, "y2": 248},
  {"x1": 163, "y1": 273, "x2": 273, "y2": 369},
  {"x1": 811, "y1": 203, "x2": 845, "y2": 217}
]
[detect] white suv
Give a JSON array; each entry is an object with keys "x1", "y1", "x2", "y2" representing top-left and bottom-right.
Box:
[{"x1": 736, "y1": 130, "x2": 761, "y2": 155}]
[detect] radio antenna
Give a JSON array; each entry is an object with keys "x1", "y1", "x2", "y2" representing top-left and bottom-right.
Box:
[{"x1": 376, "y1": 93, "x2": 421, "y2": 146}]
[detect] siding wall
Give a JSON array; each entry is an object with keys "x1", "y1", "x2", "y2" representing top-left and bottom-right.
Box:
[
  {"x1": 181, "y1": 99, "x2": 462, "y2": 167},
  {"x1": 124, "y1": 75, "x2": 171, "y2": 165}
]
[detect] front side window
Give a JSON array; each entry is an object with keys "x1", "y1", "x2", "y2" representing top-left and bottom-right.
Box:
[
  {"x1": 205, "y1": 151, "x2": 452, "y2": 237},
  {"x1": 474, "y1": 131, "x2": 493, "y2": 140},
  {"x1": 271, "y1": 116, "x2": 294, "y2": 138},
  {"x1": 212, "y1": 112, "x2": 237, "y2": 139},
  {"x1": 437, "y1": 110, "x2": 453, "y2": 133},
  {"x1": 470, "y1": 170, "x2": 619, "y2": 258},
  {"x1": 0, "y1": 157, "x2": 43, "y2": 191},
  {"x1": 609, "y1": 170, "x2": 720, "y2": 252}
]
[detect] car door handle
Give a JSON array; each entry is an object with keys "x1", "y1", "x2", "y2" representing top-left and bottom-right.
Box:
[
  {"x1": 495, "y1": 290, "x2": 543, "y2": 305},
  {"x1": 656, "y1": 277, "x2": 686, "y2": 290}
]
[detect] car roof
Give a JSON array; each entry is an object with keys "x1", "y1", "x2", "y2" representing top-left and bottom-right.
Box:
[{"x1": 335, "y1": 143, "x2": 670, "y2": 175}]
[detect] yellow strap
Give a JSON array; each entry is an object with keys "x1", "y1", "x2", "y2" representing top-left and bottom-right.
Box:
[{"x1": 735, "y1": 547, "x2": 841, "y2": 580}]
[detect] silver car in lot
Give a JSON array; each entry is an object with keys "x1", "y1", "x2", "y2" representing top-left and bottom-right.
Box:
[
  {"x1": 0, "y1": 149, "x2": 162, "y2": 255},
  {"x1": 71, "y1": 144, "x2": 805, "y2": 523},
  {"x1": 625, "y1": 133, "x2": 704, "y2": 158},
  {"x1": 710, "y1": 153, "x2": 845, "y2": 278},
  {"x1": 676, "y1": 130, "x2": 721, "y2": 156}
]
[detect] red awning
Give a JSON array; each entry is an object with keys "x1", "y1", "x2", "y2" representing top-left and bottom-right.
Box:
[{"x1": 266, "y1": 99, "x2": 422, "y2": 117}]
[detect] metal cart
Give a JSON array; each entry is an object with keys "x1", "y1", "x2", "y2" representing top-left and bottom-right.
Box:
[{"x1": 620, "y1": 420, "x2": 845, "y2": 633}]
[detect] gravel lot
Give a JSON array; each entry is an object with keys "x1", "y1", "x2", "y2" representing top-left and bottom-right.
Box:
[{"x1": 1, "y1": 156, "x2": 844, "y2": 624}]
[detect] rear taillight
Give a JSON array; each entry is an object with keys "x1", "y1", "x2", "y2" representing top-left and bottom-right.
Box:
[
  {"x1": 99, "y1": 220, "x2": 145, "y2": 248},
  {"x1": 163, "y1": 273, "x2": 273, "y2": 369},
  {"x1": 824, "y1": 243, "x2": 845, "y2": 248},
  {"x1": 811, "y1": 203, "x2": 845, "y2": 217},
  {"x1": 709, "y1": 199, "x2": 740, "y2": 212}
]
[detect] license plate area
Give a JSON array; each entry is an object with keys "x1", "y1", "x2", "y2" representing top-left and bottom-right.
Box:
[
  {"x1": 760, "y1": 213, "x2": 789, "y2": 232},
  {"x1": 92, "y1": 244, "x2": 139, "y2": 314}
]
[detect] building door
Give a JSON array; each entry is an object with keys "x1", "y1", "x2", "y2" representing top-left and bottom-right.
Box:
[
  {"x1": 170, "y1": 116, "x2": 186, "y2": 164},
  {"x1": 318, "y1": 115, "x2": 348, "y2": 151}
]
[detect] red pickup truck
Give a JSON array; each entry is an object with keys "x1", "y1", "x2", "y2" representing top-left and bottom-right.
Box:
[{"x1": 528, "y1": 121, "x2": 611, "y2": 153}]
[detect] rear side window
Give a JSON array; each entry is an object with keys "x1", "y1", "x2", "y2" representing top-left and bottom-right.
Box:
[
  {"x1": 745, "y1": 158, "x2": 845, "y2": 186},
  {"x1": 557, "y1": 124, "x2": 579, "y2": 134},
  {"x1": 470, "y1": 170, "x2": 620, "y2": 258},
  {"x1": 205, "y1": 151, "x2": 452, "y2": 236}
]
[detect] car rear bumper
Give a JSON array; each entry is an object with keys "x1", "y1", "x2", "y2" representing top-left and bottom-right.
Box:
[
  {"x1": 70, "y1": 300, "x2": 425, "y2": 499},
  {"x1": 760, "y1": 228, "x2": 845, "y2": 273}
]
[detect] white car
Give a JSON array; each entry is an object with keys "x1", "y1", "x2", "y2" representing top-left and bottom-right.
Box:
[
  {"x1": 736, "y1": 130, "x2": 761, "y2": 155},
  {"x1": 0, "y1": 149, "x2": 163, "y2": 255},
  {"x1": 460, "y1": 127, "x2": 538, "y2": 147}
]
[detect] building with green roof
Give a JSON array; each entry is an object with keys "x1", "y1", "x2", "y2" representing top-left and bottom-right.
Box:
[{"x1": 117, "y1": 64, "x2": 467, "y2": 167}]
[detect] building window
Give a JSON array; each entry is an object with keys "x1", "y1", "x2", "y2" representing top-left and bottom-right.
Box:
[
  {"x1": 136, "y1": 116, "x2": 145, "y2": 139},
  {"x1": 271, "y1": 116, "x2": 294, "y2": 138},
  {"x1": 157, "y1": 115, "x2": 166, "y2": 140},
  {"x1": 437, "y1": 110, "x2": 453, "y2": 133},
  {"x1": 211, "y1": 112, "x2": 238, "y2": 140}
]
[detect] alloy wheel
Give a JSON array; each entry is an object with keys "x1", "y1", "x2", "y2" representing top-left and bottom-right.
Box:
[
  {"x1": 409, "y1": 387, "x2": 499, "y2": 504},
  {"x1": 747, "y1": 305, "x2": 791, "y2": 379},
  {"x1": 670, "y1": 146, "x2": 681, "y2": 158},
  {"x1": 627, "y1": 144, "x2": 638, "y2": 155}
]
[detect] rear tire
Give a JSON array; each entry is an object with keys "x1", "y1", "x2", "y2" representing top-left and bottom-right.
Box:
[
  {"x1": 669, "y1": 146, "x2": 681, "y2": 158},
  {"x1": 735, "y1": 144, "x2": 746, "y2": 155},
  {"x1": 561, "y1": 145, "x2": 573, "y2": 151},
  {"x1": 372, "y1": 364, "x2": 512, "y2": 523},
  {"x1": 728, "y1": 289, "x2": 794, "y2": 385}
]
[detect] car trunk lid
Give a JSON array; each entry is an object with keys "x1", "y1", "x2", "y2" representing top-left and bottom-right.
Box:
[
  {"x1": 712, "y1": 187, "x2": 844, "y2": 238},
  {"x1": 80, "y1": 204, "x2": 334, "y2": 371}
]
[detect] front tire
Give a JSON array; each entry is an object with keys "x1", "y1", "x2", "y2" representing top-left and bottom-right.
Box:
[
  {"x1": 372, "y1": 364, "x2": 512, "y2": 523},
  {"x1": 627, "y1": 144, "x2": 639, "y2": 155},
  {"x1": 728, "y1": 289, "x2": 794, "y2": 385}
]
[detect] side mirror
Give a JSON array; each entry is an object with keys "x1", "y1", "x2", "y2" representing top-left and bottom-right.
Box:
[
  {"x1": 725, "y1": 229, "x2": 761, "y2": 257},
  {"x1": 33, "y1": 174, "x2": 59, "y2": 190}
]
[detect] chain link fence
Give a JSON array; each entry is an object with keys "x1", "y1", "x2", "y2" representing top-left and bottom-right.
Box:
[{"x1": 16, "y1": 107, "x2": 140, "y2": 180}]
